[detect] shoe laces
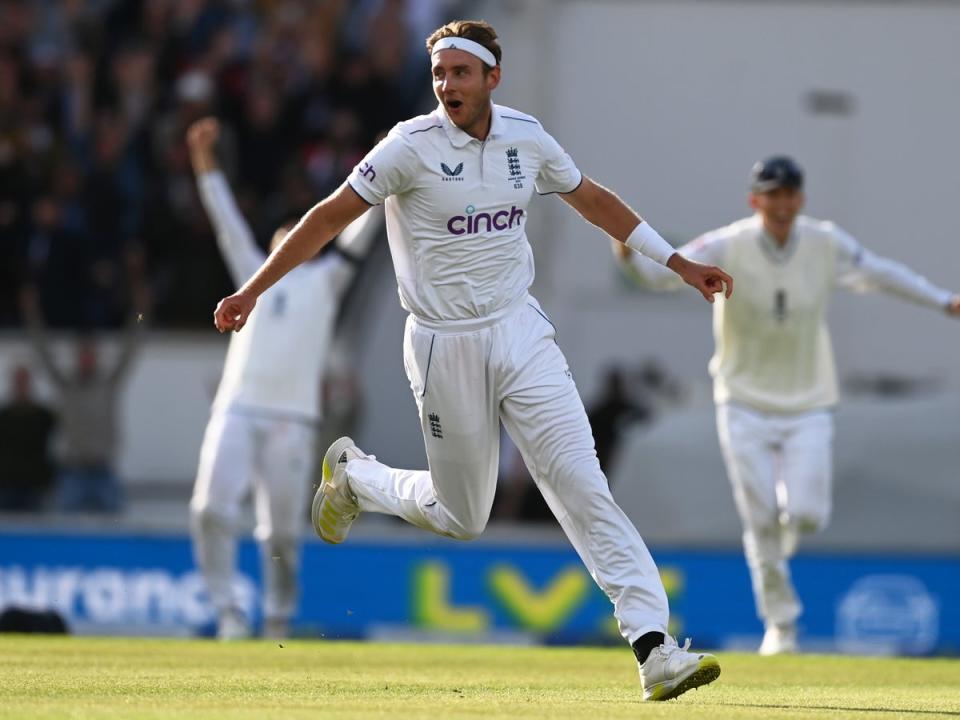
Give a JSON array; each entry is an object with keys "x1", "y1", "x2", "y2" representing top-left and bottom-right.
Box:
[{"x1": 663, "y1": 636, "x2": 692, "y2": 653}]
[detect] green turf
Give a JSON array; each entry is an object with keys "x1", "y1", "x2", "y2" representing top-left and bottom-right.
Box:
[{"x1": 1, "y1": 637, "x2": 958, "y2": 719}]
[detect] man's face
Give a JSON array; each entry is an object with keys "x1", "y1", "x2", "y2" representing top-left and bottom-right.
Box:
[
  {"x1": 432, "y1": 48, "x2": 499, "y2": 134},
  {"x1": 749, "y1": 187, "x2": 805, "y2": 238}
]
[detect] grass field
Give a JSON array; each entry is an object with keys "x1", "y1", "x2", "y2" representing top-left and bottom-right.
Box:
[{"x1": 1, "y1": 637, "x2": 958, "y2": 719}]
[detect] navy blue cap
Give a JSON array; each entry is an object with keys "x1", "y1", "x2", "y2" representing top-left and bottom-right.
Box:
[{"x1": 750, "y1": 156, "x2": 804, "y2": 193}]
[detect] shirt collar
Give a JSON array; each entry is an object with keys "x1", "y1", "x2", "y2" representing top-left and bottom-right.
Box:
[
  {"x1": 439, "y1": 102, "x2": 503, "y2": 148},
  {"x1": 754, "y1": 213, "x2": 798, "y2": 263}
]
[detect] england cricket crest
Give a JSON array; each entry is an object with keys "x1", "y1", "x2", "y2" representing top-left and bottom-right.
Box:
[
  {"x1": 506, "y1": 147, "x2": 525, "y2": 189},
  {"x1": 428, "y1": 413, "x2": 443, "y2": 439}
]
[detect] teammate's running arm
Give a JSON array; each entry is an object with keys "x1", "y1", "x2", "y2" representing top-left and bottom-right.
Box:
[
  {"x1": 213, "y1": 184, "x2": 369, "y2": 332},
  {"x1": 832, "y1": 228, "x2": 960, "y2": 317},
  {"x1": 560, "y1": 177, "x2": 733, "y2": 303}
]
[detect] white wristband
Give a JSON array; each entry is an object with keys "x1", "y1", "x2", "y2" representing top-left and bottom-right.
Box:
[{"x1": 624, "y1": 222, "x2": 675, "y2": 266}]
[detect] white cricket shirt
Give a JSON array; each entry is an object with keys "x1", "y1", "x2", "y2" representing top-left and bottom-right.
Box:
[
  {"x1": 346, "y1": 103, "x2": 582, "y2": 322},
  {"x1": 198, "y1": 172, "x2": 370, "y2": 421},
  {"x1": 622, "y1": 214, "x2": 952, "y2": 414}
]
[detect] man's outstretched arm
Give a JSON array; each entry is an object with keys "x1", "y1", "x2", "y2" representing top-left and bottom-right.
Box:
[
  {"x1": 213, "y1": 184, "x2": 370, "y2": 332},
  {"x1": 833, "y1": 228, "x2": 960, "y2": 317},
  {"x1": 560, "y1": 176, "x2": 733, "y2": 303},
  {"x1": 19, "y1": 285, "x2": 67, "y2": 388},
  {"x1": 188, "y1": 117, "x2": 266, "y2": 287}
]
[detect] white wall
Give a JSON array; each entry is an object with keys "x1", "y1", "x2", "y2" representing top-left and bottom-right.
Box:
[{"x1": 482, "y1": 0, "x2": 960, "y2": 397}]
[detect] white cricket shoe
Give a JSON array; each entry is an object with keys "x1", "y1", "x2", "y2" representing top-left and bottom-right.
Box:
[
  {"x1": 759, "y1": 623, "x2": 797, "y2": 656},
  {"x1": 216, "y1": 608, "x2": 251, "y2": 641},
  {"x1": 639, "y1": 636, "x2": 721, "y2": 701},
  {"x1": 312, "y1": 436, "x2": 363, "y2": 544}
]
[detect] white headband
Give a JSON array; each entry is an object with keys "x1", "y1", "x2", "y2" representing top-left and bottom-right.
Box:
[{"x1": 431, "y1": 37, "x2": 497, "y2": 68}]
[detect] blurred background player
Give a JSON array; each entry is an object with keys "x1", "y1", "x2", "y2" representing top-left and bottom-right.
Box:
[
  {"x1": 615, "y1": 155, "x2": 960, "y2": 655},
  {"x1": 212, "y1": 19, "x2": 731, "y2": 700},
  {"x1": 186, "y1": 117, "x2": 377, "y2": 640}
]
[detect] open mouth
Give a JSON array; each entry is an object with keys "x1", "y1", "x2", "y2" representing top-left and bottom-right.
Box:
[{"x1": 446, "y1": 99, "x2": 463, "y2": 110}]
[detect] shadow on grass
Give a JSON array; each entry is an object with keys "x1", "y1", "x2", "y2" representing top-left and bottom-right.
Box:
[{"x1": 719, "y1": 703, "x2": 960, "y2": 717}]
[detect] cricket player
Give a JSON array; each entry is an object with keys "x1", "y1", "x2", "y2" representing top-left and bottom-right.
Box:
[
  {"x1": 187, "y1": 118, "x2": 377, "y2": 640},
  {"x1": 616, "y1": 155, "x2": 960, "y2": 655},
  {"x1": 213, "y1": 21, "x2": 731, "y2": 699}
]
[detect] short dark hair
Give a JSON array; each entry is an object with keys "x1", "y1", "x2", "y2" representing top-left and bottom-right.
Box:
[{"x1": 426, "y1": 19, "x2": 501, "y2": 68}]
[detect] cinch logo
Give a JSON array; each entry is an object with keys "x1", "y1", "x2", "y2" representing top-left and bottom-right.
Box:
[
  {"x1": 358, "y1": 162, "x2": 376, "y2": 181},
  {"x1": 447, "y1": 205, "x2": 524, "y2": 236}
]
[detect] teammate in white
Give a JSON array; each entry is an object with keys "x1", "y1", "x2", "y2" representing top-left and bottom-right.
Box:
[
  {"x1": 213, "y1": 21, "x2": 731, "y2": 698},
  {"x1": 616, "y1": 155, "x2": 960, "y2": 655},
  {"x1": 187, "y1": 118, "x2": 377, "y2": 640}
]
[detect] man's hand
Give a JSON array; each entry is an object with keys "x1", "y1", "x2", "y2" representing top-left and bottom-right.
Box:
[
  {"x1": 187, "y1": 117, "x2": 218, "y2": 151},
  {"x1": 947, "y1": 295, "x2": 960, "y2": 317},
  {"x1": 666, "y1": 253, "x2": 734, "y2": 303},
  {"x1": 214, "y1": 290, "x2": 257, "y2": 333},
  {"x1": 187, "y1": 117, "x2": 219, "y2": 173}
]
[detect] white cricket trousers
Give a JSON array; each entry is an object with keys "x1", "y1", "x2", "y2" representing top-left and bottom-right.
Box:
[
  {"x1": 716, "y1": 402, "x2": 834, "y2": 629},
  {"x1": 190, "y1": 409, "x2": 316, "y2": 621},
  {"x1": 346, "y1": 295, "x2": 669, "y2": 643}
]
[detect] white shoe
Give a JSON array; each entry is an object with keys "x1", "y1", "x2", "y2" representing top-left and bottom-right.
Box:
[
  {"x1": 759, "y1": 623, "x2": 797, "y2": 655},
  {"x1": 312, "y1": 436, "x2": 363, "y2": 544},
  {"x1": 639, "y1": 636, "x2": 721, "y2": 701},
  {"x1": 216, "y1": 608, "x2": 251, "y2": 641},
  {"x1": 262, "y1": 617, "x2": 289, "y2": 640}
]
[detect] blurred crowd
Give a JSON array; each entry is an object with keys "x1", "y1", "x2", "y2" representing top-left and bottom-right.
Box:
[{"x1": 0, "y1": 0, "x2": 446, "y2": 330}]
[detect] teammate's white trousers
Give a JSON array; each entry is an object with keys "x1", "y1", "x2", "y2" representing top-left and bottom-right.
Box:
[
  {"x1": 346, "y1": 295, "x2": 669, "y2": 643},
  {"x1": 190, "y1": 410, "x2": 316, "y2": 621},
  {"x1": 716, "y1": 402, "x2": 834, "y2": 628}
]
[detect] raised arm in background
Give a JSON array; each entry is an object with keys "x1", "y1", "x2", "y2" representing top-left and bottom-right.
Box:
[
  {"x1": 107, "y1": 276, "x2": 150, "y2": 386},
  {"x1": 19, "y1": 285, "x2": 67, "y2": 388},
  {"x1": 187, "y1": 118, "x2": 265, "y2": 287}
]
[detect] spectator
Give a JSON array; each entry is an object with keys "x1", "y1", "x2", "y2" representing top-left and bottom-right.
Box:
[
  {"x1": 0, "y1": 364, "x2": 57, "y2": 512},
  {"x1": 494, "y1": 363, "x2": 675, "y2": 522},
  {"x1": 19, "y1": 283, "x2": 148, "y2": 513},
  {"x1": 586, "y1": 366, "x2": 653, "y2": 478},
  {"x1": 1, "y1": 0, "x2": 444, "y2": 330}
]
